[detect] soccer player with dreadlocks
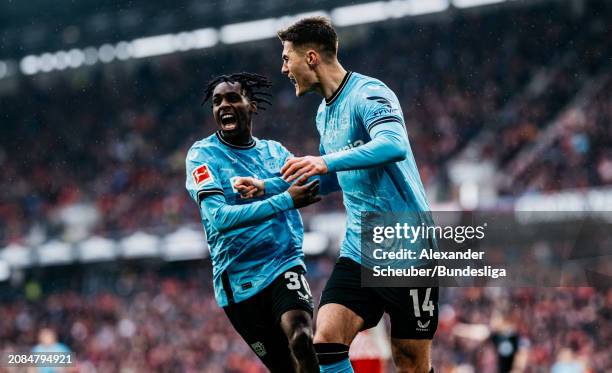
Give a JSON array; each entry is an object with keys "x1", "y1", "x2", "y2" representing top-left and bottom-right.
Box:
[{"x1": 185, "y1": 72, "x2": 320, "y2": 373}]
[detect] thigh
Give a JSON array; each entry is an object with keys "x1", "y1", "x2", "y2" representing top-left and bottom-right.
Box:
[
  {"x1": 223, "y1": 294, "x2": 297, "y2": 373},
  {"x1": 316, "y1": 258, "x2": 385, "y2": 343},
  {"x1": 314, "y1": 303, "x2": 364, "y2": 345},
  {"x1": 269, "y1": 265, "x2": 314, "y2": 325}
]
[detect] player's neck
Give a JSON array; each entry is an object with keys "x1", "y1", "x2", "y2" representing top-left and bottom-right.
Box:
[
  {"x1": 318, "y1": 63, "x2": 348, "y2": 100},
  {"x1": 219, "y1": 130, "x2": 253, "y2": 147}
]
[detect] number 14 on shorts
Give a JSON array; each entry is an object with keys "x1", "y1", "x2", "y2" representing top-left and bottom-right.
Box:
[{"x1": 410, "y1": 288, "x2": 434, "y2": 317}]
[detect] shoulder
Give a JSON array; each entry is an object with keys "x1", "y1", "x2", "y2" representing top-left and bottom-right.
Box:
[
  {"x1": 259, "y1": 138, "x2": 282, "y2": 149},
  {"x1": 187, "y1": 135, "x2": 223, "y2": 162},
  {"x1": 258, "y1": 138, "x2": 290, "y2": 157},
  {"x1": 351, "y1": 72, "x2": 393, "y2": 96},
  {"x1": 188, "y1": 134, "x2": 221, "y2": 153},
  {"x1": 350, "y1": 73, "x2": 400, "y2": 115}
]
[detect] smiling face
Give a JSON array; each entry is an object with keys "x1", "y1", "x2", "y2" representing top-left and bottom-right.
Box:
[
  {"x1": 281, "y1": 41, "x2": 319, "y2": 96},
  {"x1": 211, "y1": 81, "x2": 256, "y2": 137}
]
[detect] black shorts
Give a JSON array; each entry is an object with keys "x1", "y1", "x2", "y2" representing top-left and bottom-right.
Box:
[
  {"x1": 320, "y1": 257, "x2": 439, "y2": 339},
  {"x1": 223, "y1": 266, "x2": 314, "y2": 372}
]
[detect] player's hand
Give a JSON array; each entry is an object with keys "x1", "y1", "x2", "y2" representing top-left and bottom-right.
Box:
[
  {"x1": 281, "y1": 156, "x2": 328, "y2": 183},
  {"x1": 287, "y1": 179, "x2": 321, "y2": 208},
  {"x1": 234, "y1": 177, "x2": 265, "y2": 199}
]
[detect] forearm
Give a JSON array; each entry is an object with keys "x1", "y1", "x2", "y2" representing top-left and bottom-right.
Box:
[
  {"x1": 322, "y1": 128, "x2": 408, "y2": 172},
  {"x1": 265, "y1": 174, "x2": 339, "y2": 195},
  {"x1": 201, "y1": 192, "x2": 293, "y2": 233},
  {"x1": 264, "y1": 177, "x2": 291, "y2": 195}
]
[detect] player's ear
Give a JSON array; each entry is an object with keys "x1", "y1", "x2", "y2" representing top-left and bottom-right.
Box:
[
  {"x1": 306, "y1": 50, "x2": 319, "y2": 68},
  {"x1": 249, "y1": 100, "x2": 258, "y2": 113}
]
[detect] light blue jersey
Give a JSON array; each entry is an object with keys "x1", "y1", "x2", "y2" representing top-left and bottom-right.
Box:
[
  {"x1": 316, "y1": 72, "x2": 432, "y2": 266},
  {"x1": 186, "y1": 132, "x2": 304, "y2": 307},
  {"x1": 32, "y1": 342, "x2": 71, "y2": 373}
]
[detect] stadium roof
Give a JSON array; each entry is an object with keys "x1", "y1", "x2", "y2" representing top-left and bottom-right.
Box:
[{"x1": 0, "y1": 0, "x2": 558, "y2": 81}]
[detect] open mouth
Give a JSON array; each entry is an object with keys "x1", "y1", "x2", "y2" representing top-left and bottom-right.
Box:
[
  {"x1": 288, "y1": 76, "x2": 297, "y2": 88},
  {"x1": 219, "y1": 112, "x2": 238, "y2": 130}
]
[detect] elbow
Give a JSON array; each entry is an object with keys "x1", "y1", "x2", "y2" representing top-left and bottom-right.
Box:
[
  {"x1": 213, "y1": 223, "x2": 232, "y2": 234},
  {"x1": 207, "y1": 211, "x2": 233, "y2": 234},
  {"x1": 389, "y1": 137, "x2": 409, "y2": 162},
  {"x1": 392, "y1": 146, "x2": 408, "y2": 162},
  {"x1": 213, "y1": 219, "x2": 234, "y2": 234}
]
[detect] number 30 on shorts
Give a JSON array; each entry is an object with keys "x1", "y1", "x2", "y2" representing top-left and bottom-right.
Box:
[{"x1": 284, "y1": 271, "x2": 312, "y2": 297}]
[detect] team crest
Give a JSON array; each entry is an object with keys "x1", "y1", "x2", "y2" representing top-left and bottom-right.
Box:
[
  {"x1": 251, "y1": 341, "x2": 267, "y2": 357},
  {"x1": 192, "y1": 164, "x2": 214, "y2": 186}
]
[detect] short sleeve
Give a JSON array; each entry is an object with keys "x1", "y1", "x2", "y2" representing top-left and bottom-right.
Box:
[
  {"x1": 185, "y1": 146, "x2": 225, "y2": 204},
  {"x1": 356, "y1": 82, "x2": 405, "y2": 133}
]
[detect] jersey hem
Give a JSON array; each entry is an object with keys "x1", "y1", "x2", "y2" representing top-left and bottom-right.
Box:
[{"x1": 214, "y1": 255, "x2": 306, "y2": 307}]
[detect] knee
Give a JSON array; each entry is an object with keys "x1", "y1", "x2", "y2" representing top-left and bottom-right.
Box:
[
  {"x1": 289, "y1": 326, "x2": 314, "y2": 358},
  {"x1": 314, "y1": 326, "x2": 351, "y2": 345},
  {"x1": 313, "y1": 329, "x2": 336, "y2": 344}
]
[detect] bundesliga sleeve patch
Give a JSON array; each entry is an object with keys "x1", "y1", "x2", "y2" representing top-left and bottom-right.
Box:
[{"x1": 192, "y1": 164, "x2": 214, "y2": 187}]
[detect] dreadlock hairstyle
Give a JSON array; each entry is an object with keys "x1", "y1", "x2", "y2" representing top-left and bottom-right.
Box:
[{"x1": 202, "y1": 72, "x2": 273, "y2": 112}]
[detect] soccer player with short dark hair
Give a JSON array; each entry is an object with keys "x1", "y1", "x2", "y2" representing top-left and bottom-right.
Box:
[
  {"x1": 185, "y1": 72, "x2": 321, "y2": 373},
  {"x1": 277, "y1": 17, "x2": 439, "y2": 373}
]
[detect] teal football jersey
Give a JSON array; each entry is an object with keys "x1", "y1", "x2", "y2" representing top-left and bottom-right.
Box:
[
  {"x1": 316, "y1": 72, "x2": 432, "y2": 267},
  {"x1": 186, "y1": 132, "x2": 304, "y2": 307}
]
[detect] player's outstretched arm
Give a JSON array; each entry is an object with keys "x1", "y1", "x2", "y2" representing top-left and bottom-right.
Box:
[
  {"x1": 282, "y1": 122, "x2": 408, "y2": 183},
  {"x1": 320, "y1": 122, "x2": 408, "y2": 172},
  {"x1": 201, "y1": 180, "x2": 321, "y2": 233}
]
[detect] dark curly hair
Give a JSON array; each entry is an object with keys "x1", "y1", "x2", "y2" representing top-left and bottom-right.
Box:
[{"x1": 202, "y1": 72, "x2": 272, "y2": 111}]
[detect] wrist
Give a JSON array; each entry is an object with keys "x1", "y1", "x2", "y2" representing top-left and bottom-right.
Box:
[
  {"x1": 321, "y1": 154, "x2": 336, "y2": 173},
  {"x1": 279, "y1": 190, "x2": 294, "y2": 209}
]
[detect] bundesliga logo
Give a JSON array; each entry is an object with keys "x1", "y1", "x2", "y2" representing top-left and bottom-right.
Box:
[{"x1": 192, "y1": 164, "x2": 214, "y2": 186}]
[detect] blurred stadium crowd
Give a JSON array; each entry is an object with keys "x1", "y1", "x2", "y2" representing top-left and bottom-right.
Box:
[
  {"x1": 1, "y1": 1, "x2": 611, "y2": 245},
  {"x1": 0, "y1": 260, "x2": 610, "y2": 372},
  {"x1": 1, "y1": 0, "x2": 611, "y2": 371}
]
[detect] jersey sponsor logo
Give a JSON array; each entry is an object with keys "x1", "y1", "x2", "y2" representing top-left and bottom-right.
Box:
[
  {"x1": 251, "y1": 342, "x2": 267, "y2": 357},
  {"x1": 329, "y1": 139, "x2": 365, "y2": 153},
  {"x1": 192, "y1": 164, "x2": 214, "y2": 186}
]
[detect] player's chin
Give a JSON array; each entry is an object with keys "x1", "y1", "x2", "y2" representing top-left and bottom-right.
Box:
[
  {"x1": 219, "y1": 122, "x2": 238, "y2": 133},
  {"x1": 295, "y1": 85, "x2": 308, "y2": 97}
]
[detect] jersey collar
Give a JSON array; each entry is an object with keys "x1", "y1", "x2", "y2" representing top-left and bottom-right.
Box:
[
  {"x1": 216, "y1": 131, "x2": 256, "y2": 149},
  {"x1": 325, "y1": 71, "x2": 352, "y2": 106}
]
